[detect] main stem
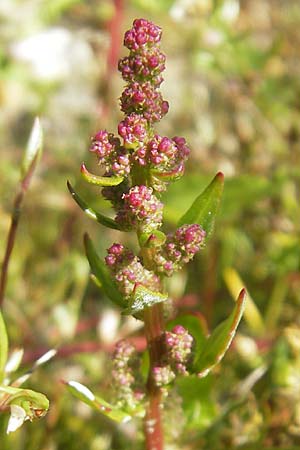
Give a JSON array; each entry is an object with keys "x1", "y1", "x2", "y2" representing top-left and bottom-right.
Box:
[{"x1": 143, "y1": 302, "x2": 165, "y2": 450}]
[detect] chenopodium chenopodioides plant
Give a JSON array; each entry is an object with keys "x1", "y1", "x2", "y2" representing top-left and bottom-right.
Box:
[{"x1": 67, "y1": 18, "x2": 246, "y2": 449}]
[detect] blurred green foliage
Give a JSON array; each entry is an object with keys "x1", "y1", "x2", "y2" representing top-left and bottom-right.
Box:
[{"x1": 1, "y1": 0, "x2": 300, "y2": 448}]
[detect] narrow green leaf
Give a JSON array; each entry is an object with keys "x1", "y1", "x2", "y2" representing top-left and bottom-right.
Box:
[
  {"x1": 66, "y1": 381, "x2": 131, "y2": 423},
  {"x1": 67, "y1": 182, "x2": 122, "y2": 230},
  {"x1": 138, "y1": 230, "x2": 166, "y2": 248},
  {"x1": 194, "y1": 289, "x2": 246, "y2": 377},
  {"x1": 81, "y1": 163, "x2": 123, "y2": 186},
  {"x1": 223, "y1": 267, "x2": 265, "y2": 336},
  {"x1": 0, "y1": 310, "x2": 8, "y2": 383},
  {"x1": 178, "y1": 172, "x2": 224, "y2": 238},
  {"x1": 122, "y1": 285, "x2": 168, "y2": 315},
  {"x1": 21, "y1": 117, "x2": 43, "y2": 179},
  {"x1": 84, "y1": 234, "x2": 125, "y2": 308}
]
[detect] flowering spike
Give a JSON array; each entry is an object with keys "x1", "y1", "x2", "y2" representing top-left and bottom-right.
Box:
[{"x1": 69, "y1": 20, "x2": 238, "y2": 448}]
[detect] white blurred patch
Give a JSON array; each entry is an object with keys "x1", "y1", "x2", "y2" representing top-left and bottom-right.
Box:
[
  {"x1": 170, "y1": 0, "x2": 192, "y2": 21},
  {"x1": 7, "y1": 404, "x2": 28, "y2": 434},
  {"x1": 202, "y1": 28, "x2": 225, "y2": 47},
  {"x1": 5, "y1": 349, "x2": 24, "y2": 375},
  {"x1": 11, "y1": 28, "x2": 95, "y2": 81},
  {"x1": 97, "y1": 309, "x2": 120, "y2": 344},
  {"x1": 220, "y1": 0, "x2": 240, "y2": 23},
  {"x1": 35, "y1": 349, "x2": 57, "y2": 367}
]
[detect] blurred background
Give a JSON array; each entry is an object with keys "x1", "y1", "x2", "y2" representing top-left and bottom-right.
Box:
[{"x1": 0, "y1": 0, "x2": 300, "y2": 449}]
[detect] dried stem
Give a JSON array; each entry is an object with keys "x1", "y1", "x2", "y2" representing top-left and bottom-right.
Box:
[{"x1": 0, "y1": 168, "x2": 35, "y2": 307}]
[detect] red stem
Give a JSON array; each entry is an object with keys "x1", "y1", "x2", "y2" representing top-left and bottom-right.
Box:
[
  {"x1": 143, "y1": 302, "x2": 165, "y2": 450},
  {"x1": 0, "y1": 165, "x2": 36, "y2": 307}
]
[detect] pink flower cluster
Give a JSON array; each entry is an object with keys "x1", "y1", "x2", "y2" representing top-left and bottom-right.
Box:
[
  {"x1": 118, "y1": 113, "x2": 149, "y2": 149},
  {"x1": 119, "y1": 19, "x2": 168, "y2": 123},
  {"x1": 115, "y1": 185, "x2": 163, "y2": 232},
  {"x1": 148, "y1": 135, "x2": 190, "y2": 172},
  {"x1": 152, "y1": 325, "x2": 194, "y2": 386},
  {"x1": 105, "y1": 243, "x2": 160, "y2": 298},
  {"x1": 88, "y1": 19, "x2": 191, "y2": 194},
  {"x1": 154, "y1": 224, "x2": 206, "y2": 276},
  {"x1": 120, "y1": 81, "x2": 169, "y2": 123},
  {"x1": 165, "y1": 325, "x2": 194, "y2": 375},
  {"x1": 111, "y1": 340, "x2": 144, "y2": 409},
  {"x1": 119, "y1": 47, "x2": 165, "y2": 87},
  {"x1": 90, "y1": 131, "x2": 130, "y2": 177},
  {"x1": 123, "y1": 18, "x2": 162, "y2": 51},
  {"x1": 152, "y1": 365, "x2": 175, "y2": 387}
]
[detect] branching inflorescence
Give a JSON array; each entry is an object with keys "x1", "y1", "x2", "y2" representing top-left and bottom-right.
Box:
[
  {"x1": 68, "y1": 18, "x2": 245, "y2": 450},
  {"x1": 88, "y1": 19, "x2": 203, "y2": 394}
]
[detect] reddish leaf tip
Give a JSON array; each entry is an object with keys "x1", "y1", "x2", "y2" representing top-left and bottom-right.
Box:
[
  {"x1": 216, "y1": 171, "x2": 225, "y2": 181},
  {"x1": 80, "y1": 162, "x2": 87, "y2": 174},
  {"x1": 238, "y1": 288, "x2": 247, "y2": 300}
]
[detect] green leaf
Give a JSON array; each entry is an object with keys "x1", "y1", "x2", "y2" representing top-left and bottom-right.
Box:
[
  {"x1": 176, "y1": 375, "x2": 217, "y2": 430},
  {"x1": 223, "y1": 267, "x2": 265, "y2": 336},
  {"x1": 21, "y1": 117, "x2": 43, "y2": 179},
  {"x1": 0, "y1": 385, "x2": 49, "y2": 420},
  {"x1": 0, "y1": 310, "x2": 8, "y2": 383},
  {"x1": 66, "y1": 381, "x2": 131, "y2": 423},
  {"x1": 67, "y1": 182, "x2": 122, "y2": 230},
  {"x1": 122, "y1": 285, "x2": 168, "y2": 315},
  {"x1": 177, "y1": 172, "x2": 224, "y2": 238},
  {"x1": 193, "y1": 289, "x2": 246, "y2": 377},
  {"x1": 84, "y1": 234, "x2": 125, "y2": 308},
  {"x1": 167, "y1": 314, "x2": 208, "y2": 363},
  {"x1": 81, "y1": 163, "x2": 123, "y2": 186},
  {"x1": 138, "y1": 230, "x2": 166, "y2": 248}
]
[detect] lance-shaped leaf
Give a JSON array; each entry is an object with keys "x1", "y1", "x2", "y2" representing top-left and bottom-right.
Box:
[
  {"x1": 193, "y1": 289, "x2": 246, "y2": 378},
  {"x1": 122, "y1": 284, "x2": 168, "y2": 316},
  {"x1": 67, "y1": 182, "x2": 122, "y2": 230},
  {"x1": 178, "y1": 172, "x2": 224, "y2": 238},
  {"x1": 0, "y1": 310, "x2": 8, "y2": 383},
  {"x1": 21, "y1": 117, "x2": 43, "y2": 179},
  {"x1": 138, "y1": 230, "x2": 166, "y2": 248},
  {"x1": 84, "y1": 234, "x2": 125, "y2": 308},
  {"x1": 224, "y1": 267, "x2": 265, "y2": 336},
  {"x1": 66, "y1": 381, "x2": 131, "y2": 423},
  {"x1": 81, "y1": 163, "x2": 123, "y2": 186}
]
